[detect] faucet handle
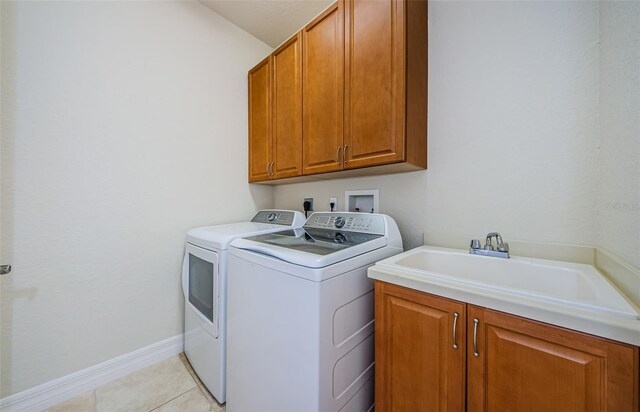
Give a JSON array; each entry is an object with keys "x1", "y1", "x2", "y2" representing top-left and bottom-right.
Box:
[
  {"x1": 497, "y1": 242, "x2": 509, "y2": 253},
  {"x1": 470, "y1": 239, "x2": 481, "y2": 250}
]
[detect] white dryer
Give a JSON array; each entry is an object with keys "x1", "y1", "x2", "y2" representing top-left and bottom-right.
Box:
[
  {"x1": 182, "y1": 210, "x2": 305, "y2": 403},
  {"x1": 226, "y1": 212, "x2": 403, "y2": 412}
]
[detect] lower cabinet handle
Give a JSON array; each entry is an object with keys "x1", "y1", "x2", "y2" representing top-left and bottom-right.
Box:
[
  {"x1": 452, "y1": 312, "x2": 459, "y2": 350},
  {"x1": 336, "y1": 147, "x2": 341, "y2": 165},
  {"x1": 473, "y1": 318, "x2": 479, "y2": 357}
]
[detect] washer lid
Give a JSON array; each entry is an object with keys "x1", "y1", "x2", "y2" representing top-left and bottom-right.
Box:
[
  {"x1": 231, "y1": 228, "x2": 388, "y2": 268},
  {"x1": 187, "y1": 210, "x2": 305, "y2": 250}
]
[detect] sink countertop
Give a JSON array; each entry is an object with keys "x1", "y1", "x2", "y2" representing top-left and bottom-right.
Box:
[{"x1": 368, "y1": 245, "x2": 640, "y2": 346}]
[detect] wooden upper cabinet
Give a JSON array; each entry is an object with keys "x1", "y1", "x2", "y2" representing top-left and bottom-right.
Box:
[
  {"x1": 248, "y1": 34, "x2": 302, "y2": 182},
  {"x1": 272, "y1": 33, "x2": 303, "y2": 179},
  {"x1": 248, "y1": 0, "x2": 427, "y2": 183},
  {"x1": 302, "y1": 1, "x2": 344, "y2": 175},
  {"x1": 248, "y1": 57, "x2": 272, "y2": 182},
  {"x1": 467, "y1": 305, "x2": 639, "y2": 412},
  {"x1": 344, "y1": 0, "x2": 427, "y2": 170},
  {"x1": 375, "y1": 282, "x2": 466, "y2": 412}
]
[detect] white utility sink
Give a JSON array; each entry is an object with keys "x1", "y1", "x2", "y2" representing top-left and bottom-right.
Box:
[{"x1": 374, "y1": 246, "x2": 640, "y2": 320}]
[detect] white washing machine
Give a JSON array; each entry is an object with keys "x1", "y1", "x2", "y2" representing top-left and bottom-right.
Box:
[
  {"x1": 182, "y1": 210, "x2": 305, "y2": 403},
  {"x1": 226, "y1": 212, "x2": 403, "y2": 412}
]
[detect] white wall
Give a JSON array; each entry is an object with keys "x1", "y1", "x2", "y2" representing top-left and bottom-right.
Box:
[
  {"x1": 598, "y1": 1, "x2": 640, "y2": 269},
  {"x1": 2, "y1": 0, "x2": 637, "y2": 400},
  {"x1": 0, "y1": 1, "x2": 272, "y2": 397},
  {"x1": 276, "y1": 1, "x2": 601, "y2": 252}
]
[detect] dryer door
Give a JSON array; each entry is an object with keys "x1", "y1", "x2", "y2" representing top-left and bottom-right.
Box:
[{"x1": 182, "y1": 243, "x2": 219, "y2": 338}]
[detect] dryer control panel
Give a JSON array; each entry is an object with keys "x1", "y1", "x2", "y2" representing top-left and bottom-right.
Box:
[
  {"x1": 304, "y1": 212, "x2": 386, "y2": 235},
  {"x1": 252, "y1": 210, "x2": 297, "y2": 225}
]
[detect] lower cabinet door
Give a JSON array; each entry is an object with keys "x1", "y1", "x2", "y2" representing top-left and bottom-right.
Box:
[
  {"x1": 467, "y1": 305, "x2": 639, "y2": 412},
  {"x1": 375, "y1": 282, "x2": 466, "y2": 412}
]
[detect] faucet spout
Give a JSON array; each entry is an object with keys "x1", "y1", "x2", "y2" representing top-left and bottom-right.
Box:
[
  {"x1": 472, "y1": 232, "x2": 509, "y2": 258},
  {"x1": 485, "y1": 232, "x2": 501, "y2": 245}
]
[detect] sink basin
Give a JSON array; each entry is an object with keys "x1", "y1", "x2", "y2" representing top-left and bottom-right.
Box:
[{"x1": 374, "y1": 246, "x2": 639, "y2": 320}]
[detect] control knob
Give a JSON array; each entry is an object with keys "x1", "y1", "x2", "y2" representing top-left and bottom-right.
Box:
[
  {"x1": 267, "y1": 212, "x2": 277, "y2": 222},
  {"x1": 334, "y1": 233, "x2": 346, "y2": 244},
  {"x1": 334, "y1": 216, "x2": 346, "y2": 228}
]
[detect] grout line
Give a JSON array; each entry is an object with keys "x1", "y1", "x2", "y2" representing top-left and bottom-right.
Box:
[
  {"x1": 147, "y1": 388, "x2": 193, "y2": 412},
  {"x1": 142, "y1": 355, "x2": 197, "y2": 412},
  {"x1": 178, "y1": 353, "x2": 224, "y2": 409}
]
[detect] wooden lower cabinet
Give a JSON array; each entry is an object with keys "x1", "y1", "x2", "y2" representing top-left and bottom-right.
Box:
[
  {"x1": 374, "y1": 281, "x2": 640, "y2": 412},
  {"x1": 467, "y1": 305, "x2": 639, "y2": 412},
  {"x1": 375, "y1": 282, "x2": 466, "y2": 412}
]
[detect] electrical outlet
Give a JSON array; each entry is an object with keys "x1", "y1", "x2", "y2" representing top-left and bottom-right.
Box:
[
  {"x1": 303, "y1": 197, "x2": 314, "y2": 211},
  {"x1": 329, "y1": 197, "x2": 338, "y2": 211}
]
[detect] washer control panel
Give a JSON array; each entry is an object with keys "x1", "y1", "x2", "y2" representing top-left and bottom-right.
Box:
[
  {"x1": 251, "y1": 210, "x2": 296, "y2": 225},
  {"x1": 304, "y1": 212, "x2": 386, "y2": 235}
]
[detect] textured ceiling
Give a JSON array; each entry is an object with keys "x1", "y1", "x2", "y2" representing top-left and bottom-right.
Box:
[{"x1": 200, "y1": 0, "x2": 333, "y2": 48}]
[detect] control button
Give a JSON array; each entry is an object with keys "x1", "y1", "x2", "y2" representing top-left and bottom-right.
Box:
[
  {"x1": 267, "y1": 212, "x2": 277, "y2": 222},
  {"x1": 334, "y1": 216, "x2": 346, "y2": 228}
]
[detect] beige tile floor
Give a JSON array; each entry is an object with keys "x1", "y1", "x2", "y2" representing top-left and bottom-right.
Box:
[{"x1": 47, "y1": 354, "x2": 225, "y2": 412}]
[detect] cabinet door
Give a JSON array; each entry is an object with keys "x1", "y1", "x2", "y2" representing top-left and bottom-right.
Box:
[
  {"x1": 467, "y1": 306, "x2": 640, "y2": 412},
  {"x1": 248, "y1": 57, "x2": 272, "y2": 182},
  {"x1": 375, "y1": 282, "x2": 466, "y2": 412},
  {"x1": 344, "y1": 0, "x2": 405, "y2": 169},
  {"x1": 302, "y1": 1, "x2": 344, "y2": 175},
  {"x1": 272, "y1": 33, "x2": 303, "y2": 179}
]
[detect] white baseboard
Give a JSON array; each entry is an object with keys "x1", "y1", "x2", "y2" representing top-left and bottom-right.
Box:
[{"x1": 0, "y1": 334, "x2": 184, "y2": 412}]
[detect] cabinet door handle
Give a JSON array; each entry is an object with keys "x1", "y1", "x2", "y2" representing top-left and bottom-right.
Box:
[
  {"x1": 473, "y1": 318, "x2": 479, "y2": 357},
  {"x1": 268, "y1": 162, "x2": 274, "y2": 176},
  {"x1": 452, "y1": 312, "x2": 459, "y2": 350},
  {"x1": 336, "y1": 147, "x2": 341, "y2": 165},
  {"x1": 266, "y1": 162, "x2": 270, "y2": 176},
  {"x1": 343, "y1": 145, "x2": 348, "y2": 164}
]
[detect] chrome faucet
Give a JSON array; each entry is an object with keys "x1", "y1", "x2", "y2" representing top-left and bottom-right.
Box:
[{"x1": 470, "y1": 232, "x2": 509, "y2": 258}]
